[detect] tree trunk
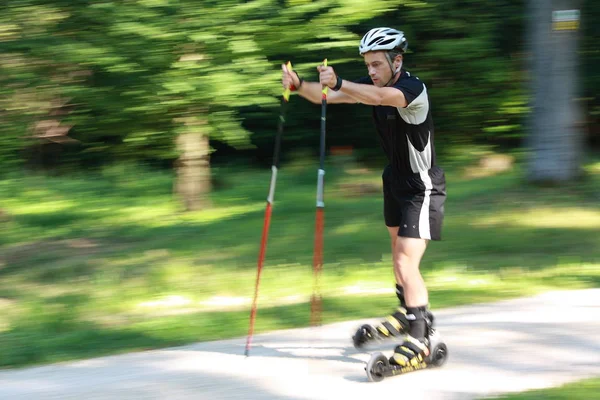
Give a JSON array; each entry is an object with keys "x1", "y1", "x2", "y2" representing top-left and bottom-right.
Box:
[
  {"x1": 174, "y1": 119, "x2": 211, "y2": 211},
  {"x1": 527, "y1": 0, "x2": 585, "y2": 183}
]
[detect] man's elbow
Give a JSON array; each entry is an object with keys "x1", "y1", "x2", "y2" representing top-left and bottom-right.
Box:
[{"x1": 372, "y1": 95, "x2": 385, "y2": 106}]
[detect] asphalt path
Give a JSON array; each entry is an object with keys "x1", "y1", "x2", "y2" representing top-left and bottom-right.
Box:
[{"x1": 1, "y1": 289, "x2": 599, "y2": 399}]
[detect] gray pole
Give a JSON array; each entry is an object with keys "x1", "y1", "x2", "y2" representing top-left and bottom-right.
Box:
[{"x1": 527, "y1": 0, "x2": 585, "y2": 183}]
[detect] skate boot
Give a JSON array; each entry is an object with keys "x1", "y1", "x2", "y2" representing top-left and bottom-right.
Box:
[
  {"x1": 364, "y1": 331, "x2": 449, "y2": 382},
  {"x1": 389, "y1": 335, "x2": 430, "y2": 371},
  {"x1": 364, "y1": 305, "x2": 448, "y2": 382},
  {"x1": 389, "y1": 307, "x2": 445, "y2": 371},
  {"x1": 353, "y1": 284, "x2": 411, "y2": 349},
  {"x1": 352, "y1": 307, "x2": 411, "y2": 349},
  {"x1": 352, "y1": 285, "x2": 435, "y2": 349},
  {"x1": 397, "y1": 284, "x2": 436, "y2": 330}
]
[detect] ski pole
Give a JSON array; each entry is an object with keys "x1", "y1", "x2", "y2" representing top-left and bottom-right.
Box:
[
  {"x1": 311, "y1": 59, "x2": 327, "y2": 327},
  {"x1": 245, "y1": 61, "x2": 294, "y2": 357}
]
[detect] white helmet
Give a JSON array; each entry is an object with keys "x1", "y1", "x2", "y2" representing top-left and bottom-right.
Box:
[{"x1": 359, "y1": 27, "x2": 408, "y2": 55}]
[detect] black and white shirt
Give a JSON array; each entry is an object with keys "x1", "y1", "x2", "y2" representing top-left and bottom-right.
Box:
[{"x1": 357, "y1": 70, "x2": 442, "y2": 191}]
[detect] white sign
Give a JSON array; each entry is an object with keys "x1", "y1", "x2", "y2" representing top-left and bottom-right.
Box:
[{"x1": 552, "y1": 9, "x2": 580, "y2": 31}]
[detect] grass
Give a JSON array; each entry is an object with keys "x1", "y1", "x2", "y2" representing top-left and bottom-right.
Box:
[
  {"x1": 0, "y1": 152, "x2": 599, "y2": 368},
  {"x1": 485, "y1": 377, "x2": 600, "y2": 399}
]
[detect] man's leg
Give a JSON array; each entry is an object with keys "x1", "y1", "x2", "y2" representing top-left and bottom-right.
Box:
[
  {"x1": 382, "y1": 166, "x2": 407, "y2": 310},
  {"x1": 386, "y1": 226, "x2": 402, "y2": 288},
  {"x1": 353, "y1": 167, "x2": 413, "y2": 348},
  {"x1": 388, "y1": 236, "x2": 433, "y2": 367},
  {"x1": 394, "y1": 236, "x2": 428, "y2": 311},
  {"x1": 352, "y1": 226, "x2": 411, "y2": 348},
  {"x1": 387, "y1": 168, "x2": 446, "y2": 366}
]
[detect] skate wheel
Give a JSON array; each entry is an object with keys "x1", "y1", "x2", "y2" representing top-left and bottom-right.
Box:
[
  {"x1": 352, "y1": 324, "x2": 374, "y2": 350},
  {"x1": 352, "y1": 332, "x2": 363, "y2": 349},
  {"x1": 365, "y1": 352, "x2": 388, "y2": 382},
  {"x1": 430, "y1": 343, "x2": 448, "y2": 367}
]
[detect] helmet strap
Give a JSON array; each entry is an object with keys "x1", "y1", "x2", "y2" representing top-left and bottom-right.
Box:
[{"x1": 384, "y1": 52, "x2": 402, "y2": 87}]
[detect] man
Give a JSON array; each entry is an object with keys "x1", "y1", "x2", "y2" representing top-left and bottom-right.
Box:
[{"x1": 282, "y1": 27, "x2": 446, "y2": 368}]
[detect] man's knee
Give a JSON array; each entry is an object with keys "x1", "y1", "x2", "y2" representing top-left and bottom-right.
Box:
[
  {"x1": 395, "y1": 237, "x2": 427, "y2": 259},
  {"x1": 397, "y1": 262, "x2": 421, "y2": 283},
  {"x1": 394, "y1": 237, "x2": 426, "y2": 272}
]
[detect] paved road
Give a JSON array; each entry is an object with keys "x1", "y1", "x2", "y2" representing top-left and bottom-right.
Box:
[{"x1": 1, "y1": 289, "x2": 599, "y2": 400}]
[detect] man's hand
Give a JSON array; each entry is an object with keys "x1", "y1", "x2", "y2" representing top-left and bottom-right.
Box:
[
  {"x1": 317, "y1": 64, "x2": 337, "y2": 89},
  {"x1": 281, "y1": 63, "x2": 300, "y2": 90}
]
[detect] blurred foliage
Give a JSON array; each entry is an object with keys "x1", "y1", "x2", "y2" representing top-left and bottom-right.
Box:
[{"x1": 0, "y1": 0, "x2": 598, "y2": 172}]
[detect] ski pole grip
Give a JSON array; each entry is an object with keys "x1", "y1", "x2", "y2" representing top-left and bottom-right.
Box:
[
  {"x1": 321, "y1": 59, "x2": 328, "y2": 99},
  {"x1": 283, "y1": 61, "x2": 293, "y2": 101}
]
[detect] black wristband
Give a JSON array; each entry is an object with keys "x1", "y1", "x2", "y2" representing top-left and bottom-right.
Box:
[
  {"x1": 295, "y1": 71, "x2": 304, "y2": 89},
  {"x1": 332, "y1": 75, "x2": 343, "y2": 91}
]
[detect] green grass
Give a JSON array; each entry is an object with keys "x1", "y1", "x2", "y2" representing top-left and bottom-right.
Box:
[
  {"x1": 1, "y1": 154, "x2": 599, "y2": 368},
  {"x1": 485, "y1": 377, "x2": 600, "y2": 399}
]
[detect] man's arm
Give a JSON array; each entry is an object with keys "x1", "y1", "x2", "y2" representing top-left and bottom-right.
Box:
[
  {"x1": 337, "y1": 79, "x2": 408, "y2": 108},
  {"x1": 297, "y1": 81, "x2": 357, "y2": 104},
  {"x1": 282, "y1": 64, "x2": 356, "y2": 104},
  {"x1": 317, "y1": 65, "x2": 408, "y2": 108}
]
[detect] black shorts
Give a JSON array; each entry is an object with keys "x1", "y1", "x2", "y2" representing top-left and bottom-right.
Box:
[{"x1": 382, "y1": 165, "x2": 446, "y2": 240}]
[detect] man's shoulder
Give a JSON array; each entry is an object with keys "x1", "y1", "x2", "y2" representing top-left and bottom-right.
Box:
[
  {"x1": 397, "y1": 70, "x2": 426, "y2": 87},
  {"x1": 394, "y1": 70, "x2": 428, "y2": 101}
]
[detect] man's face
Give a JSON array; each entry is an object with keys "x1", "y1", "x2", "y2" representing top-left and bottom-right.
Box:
[{"x1": 364, "y1": 51, "x2": 401, "y2": 87}]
